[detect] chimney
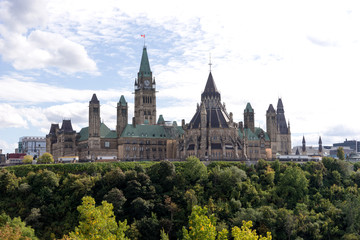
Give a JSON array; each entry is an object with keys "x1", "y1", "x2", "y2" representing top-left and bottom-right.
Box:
[
  {"x1": 182, "y1": 119, "x2": 185, "y2": 128},
  {"x1": 132, "y1": 117, "x2": 136, "y2": 128},
  {"x1": 239, "y1": 121, "x2": 244, "y2": 132}
]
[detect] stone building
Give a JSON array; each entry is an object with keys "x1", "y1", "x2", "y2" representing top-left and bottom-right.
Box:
[
  {"x1": 46, "y1": 45, "x2": 291, "y2": 161},
  {"x1": 179, "y1": 70, "x2": 291, "y2": 160},
  {"x1": 46, "y1": 46, "x2": 183, "y2": 161}
]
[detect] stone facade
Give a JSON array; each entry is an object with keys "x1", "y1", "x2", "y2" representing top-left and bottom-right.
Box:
[
  {"x1": 46, "y1": 46, "x2": 183, "y2": 162},
  {"x1": 46, "y1": 45, "x2": 291, "y2": 161},
  {"x1": 179, "y1": 71, "x2": 291, "y2": 160}
]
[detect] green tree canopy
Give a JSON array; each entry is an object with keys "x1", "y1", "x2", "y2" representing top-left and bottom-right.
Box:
[
  {"x1": 0, "y1": 213, "x2": 38, "y2": 240},
  {"x1": 337, "y1": 147, "x2": 345, "y2": 160},
  {"x1": 277, "y1": 166, "x2": 309, "y2": 208},
  {"x1": 68, "y1": 196, "x2": 129, "y2": 240},
  {"x1": 22, "y1": 155, "x2": 33, "y2": 164},
  {"x1": 37, "y1": 153, "x2": 54, "y2": 164}
]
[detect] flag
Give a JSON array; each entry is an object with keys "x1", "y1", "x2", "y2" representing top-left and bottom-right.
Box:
[{"x1": 141, "y1": 34, "x2": 145, "y2": 38}]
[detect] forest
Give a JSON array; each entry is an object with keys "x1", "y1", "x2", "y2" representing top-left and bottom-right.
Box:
[{"x1": 1, "y1": 156, "x2": 360, "y2": 239}]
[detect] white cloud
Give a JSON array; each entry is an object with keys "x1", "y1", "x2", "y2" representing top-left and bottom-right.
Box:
[
  {"x1": 0, "y1": 139, "x2": 18, "y2": 155},
  {"x1": 0, "y1": 104, "x2": 28, "y2": 129},
  {"x1": 0, "y1": 0, "x2": 98, "y2": 74},
  {"x1": 0, "y1": 74, "x2": 126, "y2": 104}
]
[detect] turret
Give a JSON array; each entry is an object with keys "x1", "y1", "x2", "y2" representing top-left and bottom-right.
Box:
[
  {"x1": 89, "y1": 94, "x2": 100, "y2": 138},
  {"x1": 302, "y1": 136, "x2": 306, "y2": 154},
  {"x1": 200, "y1": 103, "x2": 207, "y2": 158},
  {"x1": 117, "y1": 95, "x2": 128, "y2": 137},
  {"x1": 244, "y1": 103, "x2": 255, "y2": 132},
  {"x1": 318, "y1": 136, "x2": 323, "y2": 154},
  {"x1": 266, "y1": 104, "x2": 277, "y2": 142}
]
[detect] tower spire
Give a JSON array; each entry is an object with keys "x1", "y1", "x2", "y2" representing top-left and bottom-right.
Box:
[{"x1": 209, "y1": 53, "x2": 212, "y2": 72}]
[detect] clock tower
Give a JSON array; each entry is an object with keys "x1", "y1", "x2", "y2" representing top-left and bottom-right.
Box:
[{"x1": 134, "y1": 46, "x2": 156, "y2": 125}]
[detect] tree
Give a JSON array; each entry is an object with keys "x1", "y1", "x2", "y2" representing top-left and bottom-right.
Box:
[
  {"x1": 182, "y1": 156, "x2": 208, "y2": 185},
  {"x1": 232, "y1": 221, "x2": 272, "y2": 240},
  {"x1": 68, "y1": 196, "x2": 129, "y2": 240},
  {"x1": 37, "y1": 153, "x2": 54, "y2": 164},
  {"x1": 0, "y1": 213, "x2": 38, "y2": 240},
  {"x1": 182, "y1": 205, "x2": 217, "y2": 240},
  {"x1": 22, "y1": 155, "x2": 33, "y2": 164},
  {"x1": 277, "y1": 166, "x2": 308, "y2": 208},
  {"x1": 337, "y1": 147, "x2": 345, "y2": 160}
]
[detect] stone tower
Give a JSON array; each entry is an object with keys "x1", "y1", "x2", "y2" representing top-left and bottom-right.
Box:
[
  {"x1": 276, "y1": 98, "x2": 291, "y2": 154},
  {"x1": 116, "y1": 95, "x2": 128, "y2": 136},
  {"x1": 134, "y1": 46, "x2": 156, "y2": 125},
  {"x1": 266, "y1": 104, "x2": 277, "y2": 142},
  {"x1": 89, "y1": 94, "x2": 101, "y2": 151},
  {"x1": 244, "y1": 103, "x2": 255, "y2": 132},
  {"x1": 89, "y1": 94, "x2": 100, "y2": 138},
  {"x1": 302, "y1": 136, "x2": 307, "y2": 155},
  {"x1": 318, "y1": 136, "x2": 323, "y2": 155}
]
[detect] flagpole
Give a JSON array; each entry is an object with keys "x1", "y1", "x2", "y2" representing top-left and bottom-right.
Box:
[{"x1": 141, "y1": 34, "x2": 146, "y2": 47}]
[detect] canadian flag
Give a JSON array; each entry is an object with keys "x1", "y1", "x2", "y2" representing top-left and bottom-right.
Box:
[{"x1": 141, "y1": 34, "x2": 145, "y2": 38}]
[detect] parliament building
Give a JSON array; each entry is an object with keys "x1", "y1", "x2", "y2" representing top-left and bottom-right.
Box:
[{"x1": 46, "y1": 46, "x2": 291, "y2": 161}]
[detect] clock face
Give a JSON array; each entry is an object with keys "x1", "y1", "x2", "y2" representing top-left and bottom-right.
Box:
[{"x1": 144, "y1": 80, "x2": 150, "y2": 86}]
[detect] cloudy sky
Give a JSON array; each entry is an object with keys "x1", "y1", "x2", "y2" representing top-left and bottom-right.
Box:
[{"x1": 0, "y1": 0, "x2": 360, "y2": 154}]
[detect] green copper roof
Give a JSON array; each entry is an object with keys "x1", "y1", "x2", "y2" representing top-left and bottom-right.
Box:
[
  {"x1": 139, "y1": 47, "x2": 151, "y2": 76},
  {"x1": 238, "y1": 127, "x2": 270, "y2": 141},
  {"x1": 120, "y1": 124, "x2": 183, "y2": 139},
  {"x1": 244, "y1": 103, "x2": 254, "y2": 113},
  {"x1": 119, "y1": 95, "x2": 127, "y2": 106},
  {"x1": 157, "y1": 115, "x2": 165, "y2": 124},
  {"x1": 78, "y1": 123, "x2": 118, "y2": 141}
]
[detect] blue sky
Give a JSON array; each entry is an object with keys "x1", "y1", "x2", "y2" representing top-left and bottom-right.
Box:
[{"x1": 1, "y1": 0, "x2": 360, "y2": 154}]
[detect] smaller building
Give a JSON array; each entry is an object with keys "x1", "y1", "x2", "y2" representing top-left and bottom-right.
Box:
[
  {"x1": 333, "y1": 139, "x2": 360, "y2": 153},
  {"x1": 6, "y1": 153, "x2": 26, "y2": 164},
  {"x1": 0, "y1": 149, "x2": 6, "y2": 164},
  {"x1": 18, "y1": 136, "x2": 46, "y2": 158}
]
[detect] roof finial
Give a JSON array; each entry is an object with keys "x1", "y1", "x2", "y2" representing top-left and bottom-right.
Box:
[{"x1": 209, "y1": 53, "x2": 212, "y2": 72}]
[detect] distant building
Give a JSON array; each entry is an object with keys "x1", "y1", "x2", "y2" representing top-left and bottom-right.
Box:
[
  {"x1": 333, "y1": 139, "x2": 360, "y2": 153},
  {"x1": 292, "y1": 136, "x2": 325, "y2": 156},
  {"x1": 329, "y1": 146, "x2": 353, "y2": 159},
  {"x1": 18, "y1": 136, "x2": 46, "y2": 158},
  {"x1": 0, "y1": 149, "x2": 5, "y2": 164},
  {"x1": 6, "y1": 153, "x2": 26, "y2": 164}
]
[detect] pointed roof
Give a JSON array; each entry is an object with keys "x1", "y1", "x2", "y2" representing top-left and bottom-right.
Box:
[
  {"x1": 201, "y1": 72, "x2": 221, "y2": 101},
  {"x1": 319, "y1": 136, "x2": 322, "y2": 144},
  {"x1": 49, "y1": 123, "x2": 59, "y2": 135},
  {"x1": 267, "y1": 104, "x2": 276, "y2": 113},
  {"x1": 61, "y1": 120, "x2": 74, "y2": 133},
  {"x1": 276, "y1": 98, "x2": 288, "y2": 134},
  {"x1": 277, "y1": 98, "x2": 284, "y2": 113},
  {"x1": 302, "y1": 135, "x2": 306, "y2": 144},
  {"x1": 244, "y1": 103, "x2": 254, "y2": 113},
  {"x1": 119, "y1": 95, "x2": 127, "y2": 106},
  {"x1": 90, "y1": 93, "x2": 99, "y2": 104},
  {"x1": 157, "y1": 114, "x2": 165, "y2": 125},
  {"x1": 139, "y1": 46, "x2": 151, "y2": 76}
]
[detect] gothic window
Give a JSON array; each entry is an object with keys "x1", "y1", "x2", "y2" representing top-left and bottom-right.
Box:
[{"x1": 105, "y1": 142, "x2": 110, "y2": 148}]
